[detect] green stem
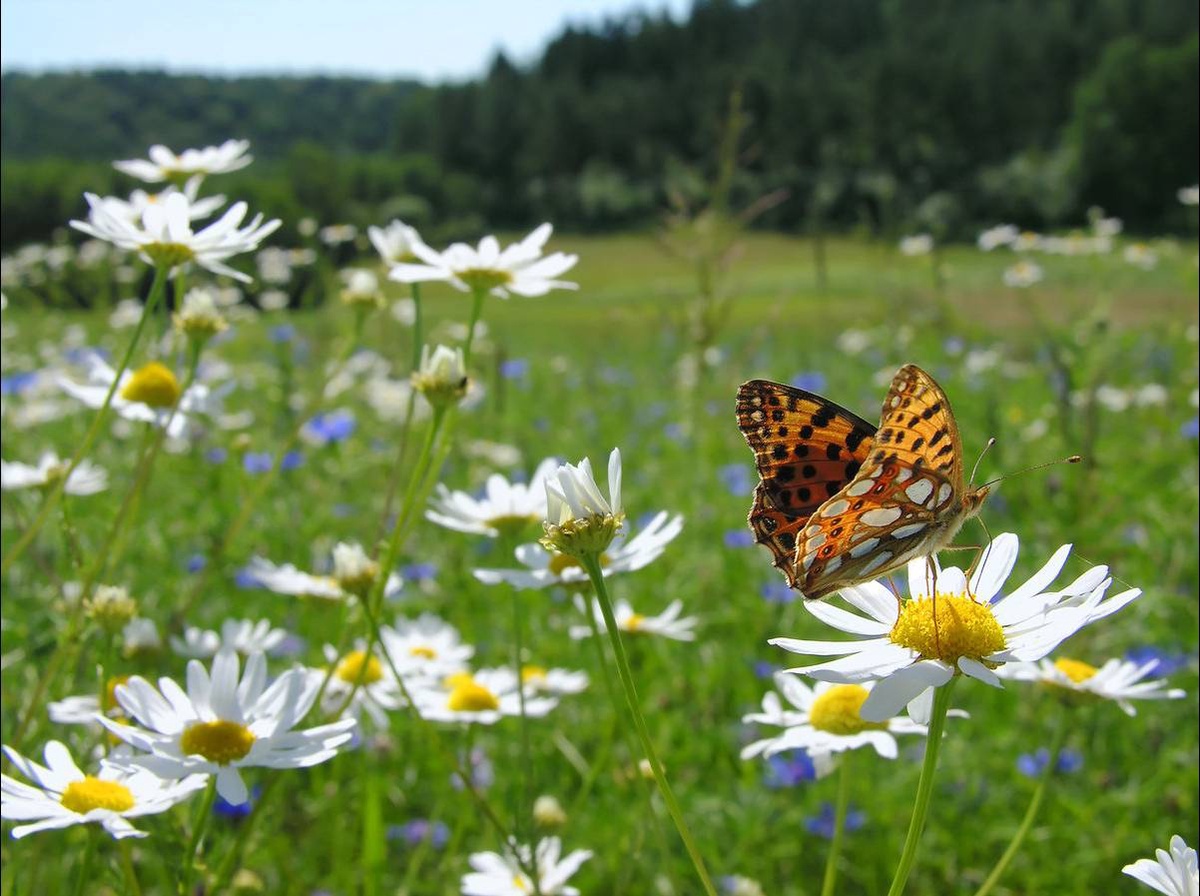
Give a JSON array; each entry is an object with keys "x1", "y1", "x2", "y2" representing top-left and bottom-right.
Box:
[
  {"x1": 580, "y1": 554, "x2": 718, "y2": 896},
  {"x1": 886, "y1": 678, "x2": 957, "y2": 896},
  {"x1": 973, "y1": 717, "x2": 1068, "y2": 896},
  {"x1": 510, "y1": 581, "x2": 534, "y2": 851},
  {"x1": 462, "y1": 287, "x2": 487, "y2": 368},
  {"x1": 180, "y1": 777, "x2": 217, "y2": 896},
  {"x1": 71, "y1": 828, "x2": 97, "y2": 896},
  {"x1": 411, "y1": 282, "x2": 423, "y2": 372},
  {"x1": 209, "y1": 776, "x2": 279, "y2": 893},
  {"x1": 2, "y1": 265, "x2": 169, "y2": 575},
  {"x1": 821, "y1": 754, "x2": 851, "y2": 896},
  {"x1": 118, "y1": 839, "x2": 144, "y2": 896}
]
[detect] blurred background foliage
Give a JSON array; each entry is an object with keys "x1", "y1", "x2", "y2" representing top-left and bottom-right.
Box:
[{"x1": 2, "y1": 0, "x2": 1197, "y2": 250}]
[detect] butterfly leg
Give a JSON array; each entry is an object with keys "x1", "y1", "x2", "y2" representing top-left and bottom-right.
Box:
[{"x1": 924, "y1": 555, "x2": 942, "y2": 657}]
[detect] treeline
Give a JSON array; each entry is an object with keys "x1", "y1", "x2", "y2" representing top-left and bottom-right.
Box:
[{"x1": 2, "y1": 0, "x2": 1197, "y2": 250}]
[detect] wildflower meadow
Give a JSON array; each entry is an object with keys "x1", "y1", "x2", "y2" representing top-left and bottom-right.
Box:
[{"x1": 1, "y1": 6, "x2": 1198, "y2": 893}]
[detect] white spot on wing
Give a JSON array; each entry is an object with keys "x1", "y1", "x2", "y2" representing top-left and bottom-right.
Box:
[
  {"x1": 801, "y1": 552, "x2": 816, "y2": 571},
  {"x1": 845, "y1": 479, "x2": 874, "y2": 497},
  {"x1": 861, "y1": 507, "x2": 903, "y2": 527},
  {"x1": 895, "y1": 467, "x2": 913, "y2": 483},
  {"x1": 905, "y1": 479, "x2": 934, "y2": 504},
  {"x1": 820, "y1": 499, "x2": 850, "y2": 518},
  {"x1": 892, "y1": 522, "x2": 927, "y2": 539},
  {"x1": 849, "y1": 537, "x2": 880, "y2": 558},
  {"x1": 936, "y1": 483, "x2": 952, "y2": 506},
  {"x1": 859, "y1": 551, "x2": 893, "y2": 575},
  {"x1": 823, "y1": 555, "x2": 843, "y2": 575},
  {"x1": 807, "y1": 533, "x2": 827, "y2": 550}
]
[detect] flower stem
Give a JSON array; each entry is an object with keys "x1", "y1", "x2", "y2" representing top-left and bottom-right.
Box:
[
  {"x1": 118, "y1": 839, "x2": 144, "y2": 896},
  {"x1": 821, "y1": 755, "x2": 852, "y2": 896},
  {"x1": 71, "y1": 828, "x2": 96, "y2": 896},
  {"x1": 209, "y1": 776, "x2": 279, "y2": 893},
  {"x1": 2, "y1": 265, "x2": 168, "y2": 575},
  {"x1": 579, "y1": 553, "x2": 718, "y2": 896},
  {"x1": 180, "y1": 777, "x2": 217, "y2": 896},
  {"x1": 886, "y1": 679, "x2": 957, "y2": 896},
  {"x1": 462, "y1": 287, "x2": 487, "y2": 368},
  {"x1": 411, "y1": 282, "x2": 423, "y2": 372},
  {"x1": 973, "y1": 716, "x2": 1068, "y2": 896}
]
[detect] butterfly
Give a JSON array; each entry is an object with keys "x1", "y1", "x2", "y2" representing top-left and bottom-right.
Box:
[{"x1": 735, "y1": 364, "x2": 989, "y2": 599}]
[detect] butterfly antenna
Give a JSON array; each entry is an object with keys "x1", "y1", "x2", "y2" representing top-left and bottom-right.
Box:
[
  {"x1": 965, "y1": 517, "x2": 994, "y2": 584},
  {"x1": 981, "y1": 455, "x2": 1083, "y2": 489},
  {"x1": 969, "y1": 438, "x2": 997, "y2": 486}
]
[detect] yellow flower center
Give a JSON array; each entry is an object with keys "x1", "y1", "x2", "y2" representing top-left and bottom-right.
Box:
[
  {"x1": 335, "y1": 650, "x2": 383, "y2": 685},
  {"x1": 521, "y1": 665, "x2": 548, "y2": 684},
  {"x1": 625, "y1": 613, "x2": 647, "y2": 632},
  {"x1": 119, "y1": 361, "x2": 181, "y2": 409},
  {"x1": 486, "y1": 513, "x2": 539, "y2": 536},
  {"x1": 103, "y1": 675, "x2": 131, "y2": 713},
  {"x1": 547, "y1": 552, "x2": 609, "y2": 576},
  {"x1": 511, "y1": 875, "x2": 532, "y2": 893},
  {"x1": 180, "y1": 720, "x2": 256, "y2": 764},
  {"x1": 60, "y1": 777, "x2": 135, "y2": 814},
  {"x1": 457, "y1": 268, "x2": 514, "y2": 292},
  {"x1": 143, "y1": 242, "x2": 197, "y2": 269},
  {"x1": 809, "y1": 684, "x2": 889, "y2": 734},
  {"x1": 447, "y1": 677, "x2": 500, "y2": 712},
  {"x1": 410, "y1": 645, "x2": 438, "y2": 660},
  {"x1": 889, "y1": 593, "x2": 1006, "y2": 665},
  {"x1": 1053, "y1": 658, "x2": 1098, "y2": 684}
]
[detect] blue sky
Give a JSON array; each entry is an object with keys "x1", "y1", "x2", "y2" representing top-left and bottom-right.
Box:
[{"x1": 0, "y1": 0, "x2": 691, "y2": 82}]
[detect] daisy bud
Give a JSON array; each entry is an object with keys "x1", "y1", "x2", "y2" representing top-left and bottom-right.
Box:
[
  {"x1": 122, "y1": 618, "x2": 162, "y2": 656},
  {"x1": 411, "y1": 344, "x2": 468, "y2": 409},
  {"x1": 331, "y1": 542, "x2": 379, "y2": 599},
  {"x1": 533, "y1": 794, "x2": 567, "y2": 829},
  {"x1": 339, "y1": 269, "x2": 385, "y2": 312},
  {"x1": 84, "y1": 585, "x2": 138, "y2": 633},
  {"x1": 173, "y1": 287, "x2": 228, "y2": 344},
  {"x1": 540, "y1": 449, "x2": 625, "y2": 560}
]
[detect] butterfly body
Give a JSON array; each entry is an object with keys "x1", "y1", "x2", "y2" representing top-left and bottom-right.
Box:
[{"x1": 736, "y1": 365, "x2": 987, "y2": 600}]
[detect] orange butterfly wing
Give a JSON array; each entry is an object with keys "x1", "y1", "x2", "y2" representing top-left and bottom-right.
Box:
[
  {"x1": 795, "y1": 365, "x2": 986, "y2": 599},
  {"x1": 735, "y1": 380, "x2": 877, "y2": 588}
]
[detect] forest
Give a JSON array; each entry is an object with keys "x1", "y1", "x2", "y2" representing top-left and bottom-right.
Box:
[{"x1": 2, "y1": 0, "x2": 1197, "y2": 249}]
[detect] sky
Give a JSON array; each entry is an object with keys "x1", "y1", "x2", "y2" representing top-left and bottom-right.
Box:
[{"x1": 0, "y1": 0, "x2": 692, "y2": 82}]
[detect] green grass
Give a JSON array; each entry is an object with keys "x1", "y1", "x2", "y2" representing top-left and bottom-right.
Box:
[{"x1": 1, "y1": 231, "x2": 1198, "y2": 895}]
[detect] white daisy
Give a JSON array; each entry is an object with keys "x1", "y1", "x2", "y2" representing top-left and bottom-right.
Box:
[
  {"x1": 411, "y1": 668, "x2": 558, "y2": 725},
  {"x1": 70, "y1": 192, "x2": 280, "y2": 282},
  {"x1": 1003, "y1": 260, "x2": 1044, "y2": 288},
  {"x1": 977, "y1": 224, "x2": 1018, "y2": 251},
  {"x1": 379, "y1": 613, "x2": 474, "y2": 681},
  {"x1": 99, "y1": 649, "x2": 356, "y2": 805},
  {"x1": 169, "y1": 618, "x2": 290, "y2": 659},
  {"x1": 58, "y1": 354, "x2": 218, "y2": 439},
  {"x1": 245, "y1": 543, "x2": 403, "y2": 602},
  {"x1": 427, "y1": 458, "x2": 560, "y2": 537},
  {"x1": 771, "y1": 533, "x2": 1141, "y2": 723},
  {"x1": 313, "y1": 643, "x2": 407, "y2": 727},
  {"x1": 995, "y1": 656, "x2": 1186, "y2": 716},
  {"x1": 899, "y1": 234, "x2": 934, "y2": 256},
  {"x1": 1124, "y1": 243, "x2": 1159, "y2": 270},
  {"x1": 113, "y1": 139, "x2": 253, "y2": 183},
  {"x1": 740, "y1": 672, "x2": 948, "y2": 761},
  {"x1": 48, "y1": 675, "x2": 132, "y2": 729},
  {"x1": 1, "y1": 740, "x2": 206, "y2": 839},
  {"x1": 569, "y1": 596, "x2": 698, "y2": 642},
  {"x1": 519, "y1": 665, "x2": 589, "y2": 697},
  {"x1": 93, "y1": 185, "x2": 227, "y2": 227},
  {"x1": 389, "y1": 223, "x2": 578, "y2": 299},
  {"x1": 1123, "y1": 836, "x2": 1198, "y2": 896},
  {"x1": 367, "y1": 219, "x2": 427, "y2": 265},
  {"x1": 1, "y1": 451, "x2": 107, "y2": 495},
  {"x1": 461, "y1": 836, "x2": 592, "y2": 896},
  {"x1": 474, "y1": 510, "x2": 681, "y2": 590}
]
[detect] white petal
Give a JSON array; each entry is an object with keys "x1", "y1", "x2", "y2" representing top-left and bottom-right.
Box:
[{"x1": 860, "y1": 662, "x2": 953, "y2": 722}]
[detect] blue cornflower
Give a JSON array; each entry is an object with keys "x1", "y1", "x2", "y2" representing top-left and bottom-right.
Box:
[
  {"x1": 761, "y1": 581, "x2": 796, "y2": 605},
  {"x1": 402, "y1": 562, "x2": 437, "y2": 583},
  {"x1": 234, "y1": 566, "x2": 261, "y2": 589},
  {"x1": 790, "y1": 371, "x2": 827, "y2": 393},
  {"x1": 1017, "y1": 748, "x2": 1083, "y2": 777},
  {"x1": 499, "y1": 358, "x2": 530, "y2": 380},
  {"x1": 724, "y1": 529, "x2": 754, "y2": 548},
  {"x1": 268, "y1": 323, "x2": 296, "y2": 344},
  {"x1": 752, "y1": 660, "x2": 778, "y2": 680},
  {"x1": 388, "y1": 819, "x2": 451, "y2": 849},
  {"x1": 805, "y1": 801, "x2": 866, "y2": 839},
  {"x1": 763, "y1": 750, "x2": 817, "y2": 789},
  {"x1": 185, "y1": 554, "x2": 207, "y2": 574},
  {"x1": 243, "y1": 452, "x2": 273, "y2": 474},
  {"x1": 1182, "y1": 417, "x2": 1199, "y2": 440},
  {"x1": 302, "y1": 410, "x2": 355, "y2": 445},
  {"x1": 719, "y1": 463, "x2": 753, "y2": 496},
  {"x1": 0, "y1": 372, "x2": 39, "y2": 396},
  {"x1": 204, "y1": 447, "x2": 228, "y2": 464},
  {"x1": 1125, "y1": 646, "x2": 1190, "y2": 676},
  {"x1": 279, "y1": 450, "x2": 305, "y2": 471},
  {"x1": 214, "y1": 785, "x2": 261, "y2": 820}
]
